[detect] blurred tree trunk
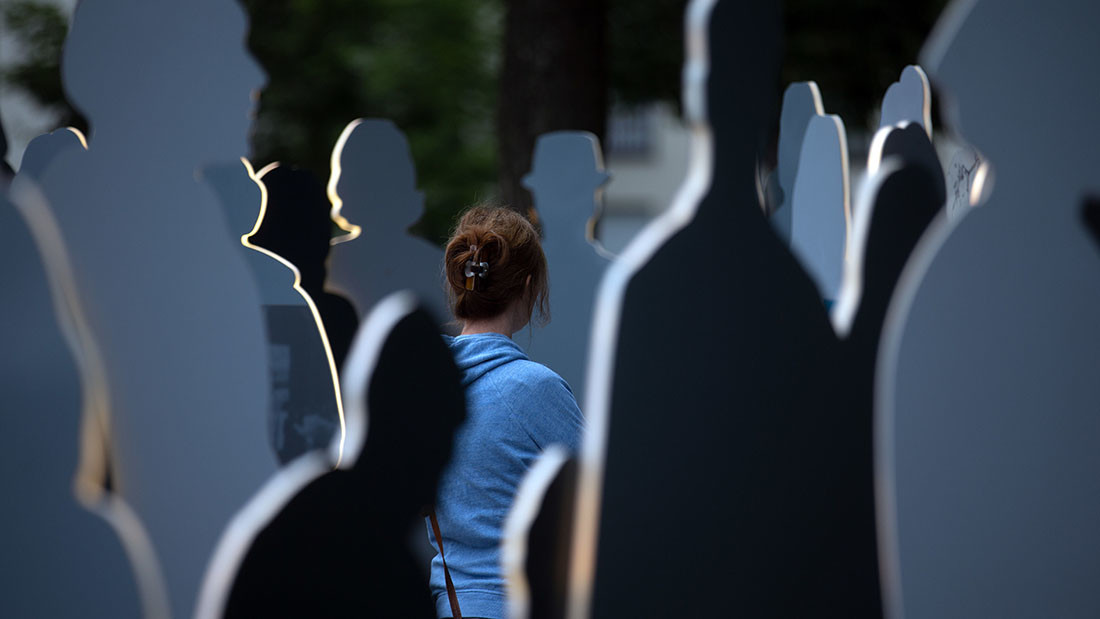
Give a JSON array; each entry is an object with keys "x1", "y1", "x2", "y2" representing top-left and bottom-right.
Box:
[{"x1": 497, "y1": 0, "x2": 607, "y2": 214}]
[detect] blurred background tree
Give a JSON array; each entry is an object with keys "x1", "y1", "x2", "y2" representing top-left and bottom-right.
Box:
[
  {"x1": 2, "y1": 0, "x2": 947, "y2": 244},
  {"x1": 241, "y1": 0, "x2": 501, "y2": 243}
]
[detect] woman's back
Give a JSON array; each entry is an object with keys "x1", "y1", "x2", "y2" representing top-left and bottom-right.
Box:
[
  {"x1": 428, "y1": 205, "x2": 584, "y2": 619},
  {"x1": 429, "y1": 333, "x2": 582, "y2": 618}
]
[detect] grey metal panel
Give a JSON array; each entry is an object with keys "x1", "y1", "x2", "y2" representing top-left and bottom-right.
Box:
[
  {"x1": 326, "y1": 119, "x2": 449, "y2": 324},
  {"x1": 879, "y1": 1, "x2": 1100, "y2": 617},
  {"x1": 522, "y1": 131, "x2": 612, "y2": 408},
  {"x1": 32, "y1": 2, "x2": 279, "y2": 617}
]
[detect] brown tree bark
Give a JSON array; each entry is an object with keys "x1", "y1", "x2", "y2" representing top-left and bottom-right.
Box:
[{"x1": 497, "y1": 0, "x2": 607, "y2": 215}]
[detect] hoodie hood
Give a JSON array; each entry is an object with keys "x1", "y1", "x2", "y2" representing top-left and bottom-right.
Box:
[{"x1": 444, "y1": 333, "x2": 529, "y2": 387}]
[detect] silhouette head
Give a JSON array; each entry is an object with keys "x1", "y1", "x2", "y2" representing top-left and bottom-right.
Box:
[
  {"x1": 333, "y1": 119, "x2": 423, "y2": 232},
  {"x1": 357, "y1": 307, "x2": 466, "y2": 520},
  {"x1": 698, "y1": 0, "x2": 781, "y2": 167},
  {"x1": 874, "y1": 122, "x2": 945, "y2": 206},
  {"x1": 200, "y1": 160, "x2": 263, "y2": 239},
  {"x1": 249, "y1": 165, "x2": 332, "y2": 286},
  {"x1": 879, "y1": 65, "x2": 932, "y2": 135},
  {"x1": 777, "y1": 82, "x2": 823, "y2": 198},
  {"x1": 63, "y1": 0, "x2": 265, "y2": 163},
  {"x1": 19, "y1": 128, "x2": 87, "y2": 180},
  {"x1": 524, "y1": 132, "x2": 609, "y2": 202}
]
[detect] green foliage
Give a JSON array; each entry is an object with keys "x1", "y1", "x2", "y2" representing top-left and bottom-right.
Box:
[
  {"x1": 1, "y1": 0, "x2": 86, "y2": 131},
  {"x1": 242, "y1": 0, "x2": 501, "y2": 245}
]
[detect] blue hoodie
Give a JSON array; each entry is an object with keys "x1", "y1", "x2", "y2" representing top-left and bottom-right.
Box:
[{"x1": 427, "y1": 333, "x2": 584, "y2": 619}]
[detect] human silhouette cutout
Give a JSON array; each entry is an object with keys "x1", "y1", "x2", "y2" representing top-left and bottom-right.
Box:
[
  {"x1": 878, "y1": 65, "x2": 933, "y2": 137},
  {"x1": 523, "y1": 131, "x2": 611, "y2": 407},
  {"x1": 502, "y1": 446, "x2": 577, "y2": 619},
  {"x1": 19, "y1": 128, "x2": 87, "y2": 181},
  {"x1": 247, "y1": 164, "x2": 360, "y2": 370},
  {"x1": 770, "y1": 82, "x2": 823, "y2": 242},
  {"x1": 32, "y1": 1, "x2": 278, "y2": 617},
  {"x1": 0, "y1": 180, "x2": 161, "y2": 618},
  {"x1": 834, "y1": 122, "x2": 945, "y2": 341},
  {"x1": 17, "y1": 127, "x2": 120, "y2": 493},
  {"x1": 326, "y1": 119, "x2": 448, "y2": 324},
  {"x1": 572, "y1": 1, "x2": 880, "y2": 616},
  {"x1": 878, "y1": 1, "x2": 1100, "y2": 617},
  {"x1": 203, "y1": 161, "x2": 344, "y2": 464},
  {"x1": 789, "y1": 113, "x2": 851, "y2": 304},
  {"x1": 202, "y1": 292, "x2": 465, "y2": 618}
]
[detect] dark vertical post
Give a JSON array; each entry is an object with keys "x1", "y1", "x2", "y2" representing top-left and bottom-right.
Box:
[{"x1": 497, "y1": 0, "x2": 607, "y2": 212}]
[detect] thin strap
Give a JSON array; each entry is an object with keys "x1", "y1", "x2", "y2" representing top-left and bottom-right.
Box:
[{"x1": 429, "y1": 508, "x2": 462, "y2": 619}]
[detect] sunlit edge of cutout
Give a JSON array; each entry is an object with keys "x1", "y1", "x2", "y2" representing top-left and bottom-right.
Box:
[
  {"x1": 970, "y1": 159, "x2": 991, "y2": 207},
  {"x1": 501, "y1": 444, "x2": 571, "y2": 619},
  {"x1": 912, "y1": 65, "x2": 934, "y2": 140},
  {"x1": 586, "y1": 136, "x2": 616, "y2": 259},
  {"x1": 327, "y1": 119, "x2": 364, "y2": 246},
  {"x1": 240, "y1": 157, "x2": 347, "y2": 468},
  {"x1": 807, "y1": 81, "x2": 825, "y2": 117},
  {"x1": 832, "y1": 114, "x2": 853, "y2": 274}
]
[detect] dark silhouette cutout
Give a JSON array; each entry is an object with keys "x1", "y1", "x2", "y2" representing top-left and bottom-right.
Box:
[
  {"x1": 204, "y1": 161, "x2": 343, "y2": 464},
  {"x1": 249, "y1": 165, "x2": 359, "y2": 370},
  {"x1": 522, "y1": 454, "x2": 578, "y2": 619},
  {"x1": 844, "y1": 167, "x2": 941, "y2": 355},
  {"x1": 223, "y1": 300, "x2": 466, "y2": 618},
  {"x1": 580, "y1": 1, "x2": 880, "y2": 616},
  {"x1": 840, "y1": 123, "x2": 945, "y2": 354},
  {"x1": 0, "y1": 187, "x2": 144, "y2": 617},
  {"x1": 326, "y1": 119, "x2": 448, "y2": 323}
]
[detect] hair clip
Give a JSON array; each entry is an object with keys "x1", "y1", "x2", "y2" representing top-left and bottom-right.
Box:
[
  {"x1": 464, "y1": 259, "x2": 489, "y2": 290},
  {"x1": 464, "y1": 245, "x2": 489, "y2": 290}
]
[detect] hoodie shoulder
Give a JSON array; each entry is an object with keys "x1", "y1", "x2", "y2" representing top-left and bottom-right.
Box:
[{"x1": 492, "y1": 360, "x2": 584, "y2": 452}]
